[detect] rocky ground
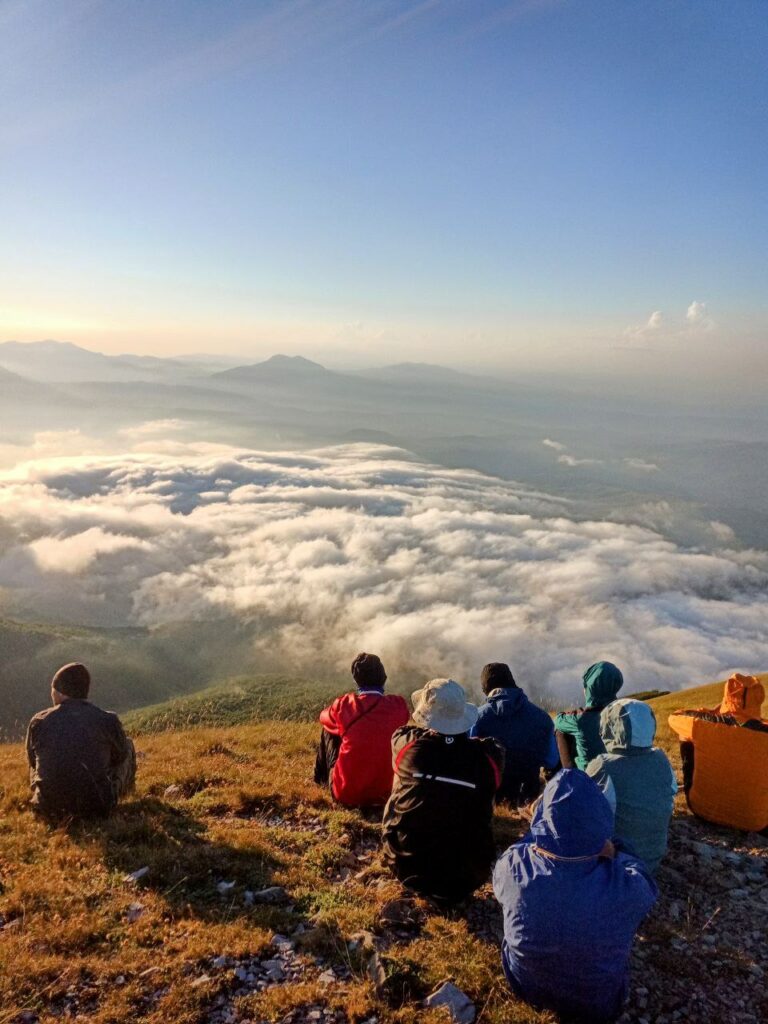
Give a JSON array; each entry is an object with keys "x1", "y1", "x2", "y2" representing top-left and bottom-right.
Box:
[{"x1": 106, "y1": 818, "x2": 768, "y2": 1024}]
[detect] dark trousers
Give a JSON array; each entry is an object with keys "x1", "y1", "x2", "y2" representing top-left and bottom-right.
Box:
[
  {"x1": 112, "y1": 739, "x2": 137, "y2": 801},
  {"x1": 314, "y1": 729, "x2": 341, "y2": 788}
]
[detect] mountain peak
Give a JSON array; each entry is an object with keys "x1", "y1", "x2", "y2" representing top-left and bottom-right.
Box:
[
  {"x1": 212, "y1": 354, "x2": 329, "y2": 383},
  {"x1": 259, "y1": 354, "x2": 327, "y2": 372}
]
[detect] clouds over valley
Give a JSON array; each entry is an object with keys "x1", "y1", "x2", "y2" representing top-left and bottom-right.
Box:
[{"x1": 0, "y1": 441, "x2": 766, "y2": 704}]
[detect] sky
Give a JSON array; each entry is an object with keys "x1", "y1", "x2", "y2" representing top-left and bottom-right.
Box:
[{"x1": 1, "y1": 0, "x2": 766, "y2": 372}]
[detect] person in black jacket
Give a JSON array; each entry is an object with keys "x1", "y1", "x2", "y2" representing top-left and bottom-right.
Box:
[{"x1": 382, "y1": 678, "x2": 504, "y2": 906}]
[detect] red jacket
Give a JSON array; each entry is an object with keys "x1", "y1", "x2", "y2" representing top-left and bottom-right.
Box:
[{"x1": 319, "y1": 690, "x2": 410, "y2": 807}]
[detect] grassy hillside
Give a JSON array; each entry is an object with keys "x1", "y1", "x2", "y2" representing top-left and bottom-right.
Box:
[
  {"x1": 1, "y1": 678, "x2": 766, "y2": 1023},
  {"x1": 0, "y1": 619, "x2": 347, "y2": 741},
  {"x1": 124, "y1": 675, "x2": 347, "y2": 734}
]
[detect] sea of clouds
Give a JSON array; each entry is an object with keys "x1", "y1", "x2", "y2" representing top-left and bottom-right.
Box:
[{"x1": 0, "y1": 438, "x2": 767, "y2": 704}]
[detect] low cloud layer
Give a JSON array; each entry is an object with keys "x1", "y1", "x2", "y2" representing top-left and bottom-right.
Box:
[{"x1": 1, "y1": 442, "x2": 766, "y2": 704}]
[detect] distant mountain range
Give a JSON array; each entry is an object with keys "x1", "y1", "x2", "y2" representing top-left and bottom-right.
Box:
[
  {"x1": 0, "y1": 340, "x2": 236, "y2": 384},
  {"x1": 0, "y1": 340, "x2": 488, "y2": 390}
]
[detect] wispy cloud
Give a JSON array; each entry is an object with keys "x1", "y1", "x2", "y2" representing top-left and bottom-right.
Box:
[
  {"x1": 624, "y1": 457, "x2": 659, "y2": 472},
  {"x1": 558, "y1": 453, "x2": 603, "y2": 467},
  {"x1": 542, "y1": 438, "x2": 566, "y2": 451}
]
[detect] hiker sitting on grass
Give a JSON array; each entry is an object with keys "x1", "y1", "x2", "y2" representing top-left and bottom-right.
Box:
[
  {"x1": 669, "y1": 673, "x2": 768, "y2": 833},
  {"x1": 586, "y1": 699, "x2": 677, "y2": 874},
  {"x1": 314, "y1": 653, "x2": 409, "y2": 809},
  {"x1": 470, "y1": 662, "x2": 559, "y2": 806},
  {"x1": 26, "y1": 662, "x2": 136, "y2": 822},
  {"x1": 382, "y1": 678, "x2": 504, "y2": 907},
  {"x1": 554, "y1": 661, "x2": 624, "y2": 770},
  {"x1": 493, "y1": 769, "x2": 657, "y2": 1024}
]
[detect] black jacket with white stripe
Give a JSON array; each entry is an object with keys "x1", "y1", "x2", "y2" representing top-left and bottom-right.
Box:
[{"x1": 382, "y1": 725, "x2": 505, "y2": 903}]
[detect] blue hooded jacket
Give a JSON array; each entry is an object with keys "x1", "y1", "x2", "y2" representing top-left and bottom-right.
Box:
[
  {"x1": 470, "y1": 687, "x2": 558, "y2": 805},
  {"x1": 493, "y1": 770, "x2": 658, "y2": 1023}
]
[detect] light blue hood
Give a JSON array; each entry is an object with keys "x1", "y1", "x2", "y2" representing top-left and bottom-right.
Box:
[{"x1": 600, "y1": 699, "x2": 656, "y2": 752}]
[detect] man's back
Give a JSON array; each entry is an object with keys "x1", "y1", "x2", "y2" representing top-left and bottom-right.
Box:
[
  {"x1": 27, "y1": 700, "x2": 132, "y2": 819},
  {"x1": 383, "y1": 725, "x2": 503, "y2": 900},
  {"x1": 472, "y1": 687, "x2": 557, "y2": 804},
  {"x1": 319, "y1": 690, "x2": 409, "y2": 807}
]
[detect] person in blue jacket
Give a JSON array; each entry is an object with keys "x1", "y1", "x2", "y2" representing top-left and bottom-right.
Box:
[
  {"x1": 470, "y1": 663, "x2": 559, "y2": 805},
  {"x1": 493, "y1": 770, "x2": 658, "y2": 1024},
  {"x1": 587, "y1": 699, "x2": 677, "y2": 874}
]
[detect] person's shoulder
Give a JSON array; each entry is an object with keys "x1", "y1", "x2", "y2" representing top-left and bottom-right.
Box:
[
  {"x1": 391, "y1": 723, "x2": 424, "y2": 748},
  {"x1": 80, "y1": 702, "x2": 125, "y2": 728},
  {"x1": 586, "y1": 752, "x2": 611, "y2": 773},
  {"x1": 526, "y1": 700, "x2": 554, "y2": 725},
  {"x1": 472, "y1": 734, "x2": 505, "y2": 759},
  {"x1": 554, "y1": 707, "x2": 585, "y2": 727},
  {"x1": 325, "y1": 691, "x2": 354, "y2": 712},
  {"x1": 28, "y1": 706, "x2": 57, "y2": 728}
]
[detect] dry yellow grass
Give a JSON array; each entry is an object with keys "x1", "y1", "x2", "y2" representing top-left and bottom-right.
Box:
[
  {"x1": 1, "y1": 676, "x2": 766, "y2": 1024},
  {"x1": 0, "y1": 720, "x2": 550, "y2": 1024}
]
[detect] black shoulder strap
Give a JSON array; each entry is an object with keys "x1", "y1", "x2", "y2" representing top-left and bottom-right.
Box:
[{"x1": 341, "y1": 695, "x2": 384, "y2": 737}]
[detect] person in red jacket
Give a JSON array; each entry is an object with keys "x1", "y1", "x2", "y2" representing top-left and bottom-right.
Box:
[{"x1": 314, "y1": 653, "x2": 409, "y2": 809}]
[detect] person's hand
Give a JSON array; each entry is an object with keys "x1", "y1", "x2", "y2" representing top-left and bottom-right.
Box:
[{"x1": 598, "y1": 839, "x2": 616, "y2": 859}]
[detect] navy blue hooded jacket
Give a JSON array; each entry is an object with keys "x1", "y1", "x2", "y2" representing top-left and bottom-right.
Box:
[
  {"x1": 470, "y1": 687, "x2": 558, "y2": 805},
  {"x1": 493, "y1": 770, "x2": 658, "y2": 1023}
]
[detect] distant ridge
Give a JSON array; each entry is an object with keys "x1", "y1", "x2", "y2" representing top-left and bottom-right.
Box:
[
  {"x1": 0, "y1": 340, "x2": 213, "y2": 384},
  {"x1": 210, "y1": 354, "x2": 331, "y2": 383},
  {"x1": 368, "y1": 361, "x2": 478, "y2": 381}
]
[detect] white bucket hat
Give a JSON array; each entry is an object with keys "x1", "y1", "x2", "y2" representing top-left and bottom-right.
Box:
[{"x1": 411, "y1": 678, "x2": 479, "y2": 735}]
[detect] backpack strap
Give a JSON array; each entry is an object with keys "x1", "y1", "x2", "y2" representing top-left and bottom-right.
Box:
[{"x1": 340, "y1": 695, "x2": 383, "y2": 737}]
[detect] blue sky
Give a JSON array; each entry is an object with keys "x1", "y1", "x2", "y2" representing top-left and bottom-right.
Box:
[{"x1": 0, "y1": 0, "x2": 766, "y2": 371}]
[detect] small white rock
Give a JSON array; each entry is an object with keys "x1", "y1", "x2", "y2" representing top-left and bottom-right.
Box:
[{"x1": 124, "y1": 866, "x2": 149, "y2": 883}]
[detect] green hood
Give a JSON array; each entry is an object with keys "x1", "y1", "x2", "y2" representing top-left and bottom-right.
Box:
[
  {"x1": 583, "y1": 661, "x2": 623, "y2": 708},
  {"x1": 600, "y1": 698, "x2": 656, "y2": 751}
]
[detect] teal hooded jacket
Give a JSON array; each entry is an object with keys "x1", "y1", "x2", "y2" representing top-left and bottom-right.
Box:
[
  {"x1": 554, "y1": 662, "x2": 624, "y2": 770},
  {"x1": 587, "y1": 699, "x2": 677, "y2": 874}
]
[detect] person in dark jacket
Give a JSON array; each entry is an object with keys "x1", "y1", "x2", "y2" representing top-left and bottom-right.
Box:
[
  {"x1": 382, "y1": 678, "x2": 504, "y2": 906},
  {"x1": 26, "y1": 663, "x2": 136, "y2": 821},
  {"x1": 493, "y1": 769, "x2": 657, "y2": 1023},
  {"x1": 470, "y1": 663, "x2": 558, "y2": 805},
  {"x1": 554, "y1": 661, "x2": 624, "y2": 770},
  {"x1": 314, "y1": 653, "x2": 409, "y2": 809}
]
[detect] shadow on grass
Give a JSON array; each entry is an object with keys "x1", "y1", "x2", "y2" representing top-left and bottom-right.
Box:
[{"x1": 66, "y1": 796, "x2": 283, "y2": 921}]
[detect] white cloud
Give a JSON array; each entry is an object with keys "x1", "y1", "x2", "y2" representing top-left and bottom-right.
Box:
[
  {"x1": 624, "y1": 457, "x2": 659, "y2": 472},
  {"x1": 558, "y1": 454, "x2": 603, "y2": 467},
  {"x1": 28, "y1": 527, "x2": 152, "y2": 573},
  {"x1": 542, "y1": 438, "x2": 566, "y2": 451},
  {"x1": 624, "y1": 309, "x2": 663, "y2": 341},
  {"x1": 0, "y1": 443, "x2": 766, "y2": 701},
  {"x1": 686, "y1": 300, "x2": 716, "y2": 332}
]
